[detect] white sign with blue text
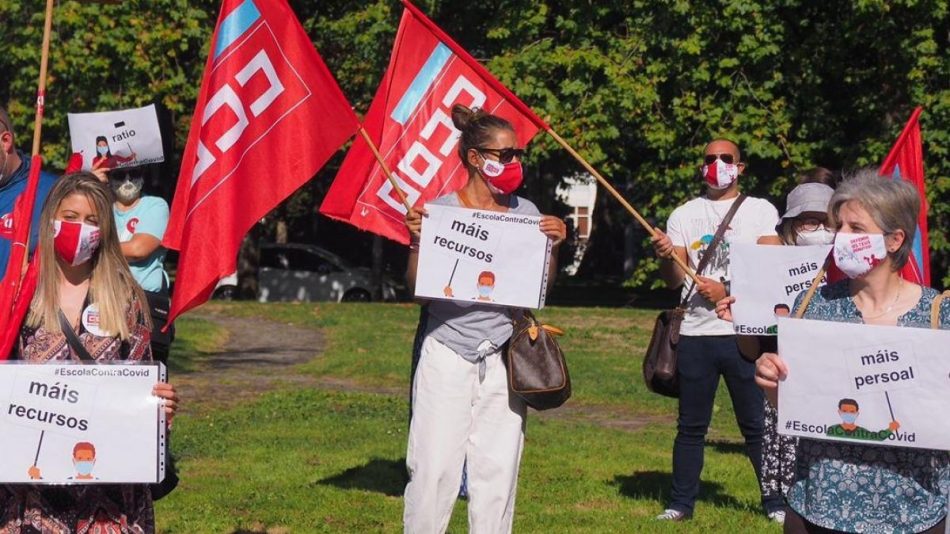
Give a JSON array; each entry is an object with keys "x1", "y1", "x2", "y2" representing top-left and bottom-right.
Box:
[
  {"x1": 777, "y1": 317, "x2": 950, "y2": 450},
  {"x1": 416, "y1": 203, "x2": 551, "y2": 309}
]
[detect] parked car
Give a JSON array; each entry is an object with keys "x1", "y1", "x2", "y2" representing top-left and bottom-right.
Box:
[{"x1": 257, "y1": 243, "x2": 399, "y2": 303}]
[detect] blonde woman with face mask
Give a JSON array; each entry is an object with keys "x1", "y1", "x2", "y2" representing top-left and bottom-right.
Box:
[{"x1": 0, "y1": 173, "x2": 178, "y2": 533}]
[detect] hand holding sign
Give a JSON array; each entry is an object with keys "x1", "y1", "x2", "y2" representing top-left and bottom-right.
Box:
[{"x1": 416, "y1": 204, "x2": 551, "y2": 308}]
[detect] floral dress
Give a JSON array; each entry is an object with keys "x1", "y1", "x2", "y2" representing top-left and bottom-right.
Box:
[
  {"x1": 0, "y1": 298, "x2": 154, "y2": 534},
  {"x1": 786, "y1": 282, "x2": 950, "y2": 533}
]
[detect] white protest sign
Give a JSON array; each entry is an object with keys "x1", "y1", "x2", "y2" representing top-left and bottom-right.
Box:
[
  {"x1": 730, "y1": 243, "x2": 832, "y2": 335},
  {"x1": 415, "y1": 203, "x2": 552, "y2": 309},
  {"x1": 67, "y1": 104, "x2": 164, "y2": 171},
  {"x1": 777, "y1": 317, "x2": 950, "y2": 450},
  {"x1": 0, "y1": 362, "x2": 167, "y2": 484}
]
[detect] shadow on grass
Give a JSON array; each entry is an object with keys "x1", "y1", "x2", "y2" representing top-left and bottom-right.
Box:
[
  {"x1": 706, "y1": 439, "x2": 750, "y2": 456},
  {"x1": 315, "y1": 458, "x2": 408, "y2": 497},
  {"x1": 611, "y1": 470, "x2": 750, "y2": 512}
]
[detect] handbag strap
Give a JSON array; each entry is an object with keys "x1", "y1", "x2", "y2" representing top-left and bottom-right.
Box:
[
  {"x1": 932, "y1": 290, "x2": 950, "y2": 329},
  {"x1": 58, "y1": 310, "x2": 96, "y2": 362},
  {"x1": 680, "y1": 194, "x2": 747, "y2": 306}
]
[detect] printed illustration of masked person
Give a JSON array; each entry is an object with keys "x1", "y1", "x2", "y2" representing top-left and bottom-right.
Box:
[
  {"x1": 825, "y1": 398, "x2": 899, "y2": 441},
  {"x1": 91, "y1": 135, "x2": 136, "y2": 172},
  {"x1": 70, "y1": 442, "x2": 97, "y2": 480},
  {"x1": 765, "y1": 304, "x2": 791, "y2": 334},
  {"x1": 26, "y1": 442, "x2": 98, "y2": 481},
  {"x1": 475, "y1": 271, "x2": 495, "y2": 302}
]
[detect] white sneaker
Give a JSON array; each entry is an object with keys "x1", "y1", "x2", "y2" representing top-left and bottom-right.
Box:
[
  {"x1": 768, "y1": 510, "x2": 786, "y2": 524},
  {"x1": 655, "y1": 509, "x2": 690, "y2": 521}
]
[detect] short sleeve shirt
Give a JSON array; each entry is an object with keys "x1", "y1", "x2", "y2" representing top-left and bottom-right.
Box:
[
  {"x1": 113, "y1": 196, "x2": 169, "y2": 292},
  {"x1": 665, "y1": 195, "x2": 779, "y2": 336}
]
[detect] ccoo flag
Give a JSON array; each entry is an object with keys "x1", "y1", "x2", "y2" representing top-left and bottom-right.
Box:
[
  {"x1": 319, "y1": 0, "x2": 549, "y2": 244},
  {"x1": 164, "y1": 0, "x2": 359, "y2": 324},
  {"x1": 879, "y1": 107, "x2": 929, "y2": 286}
]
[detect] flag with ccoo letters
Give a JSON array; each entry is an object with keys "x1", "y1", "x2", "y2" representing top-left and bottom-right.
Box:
[
  {"x1": 319, "y1": 0, "x2": 549, "y2": 244},
  {"x1": 163, "y1": 0, "x2": 359, "y2": 324}
]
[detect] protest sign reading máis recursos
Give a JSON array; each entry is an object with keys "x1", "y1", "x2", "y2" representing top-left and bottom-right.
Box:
[
  {"x1": 0, "y1": 362, "x2": 167, "y2": 484},
  {"x1": 415, "y1": 203, "x2": 551, "y2": 309},
  {"x1": 777, "y1": 318, "x2": 950, "y2": 450}
]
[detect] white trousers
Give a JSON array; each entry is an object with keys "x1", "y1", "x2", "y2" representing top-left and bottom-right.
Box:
[{"x1": 404, "y1": 336, "x2": 527, "y2": 534}]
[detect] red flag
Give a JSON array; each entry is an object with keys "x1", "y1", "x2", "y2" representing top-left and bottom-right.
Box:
[
  {"x1": 163, "y1": 0, "x2": 359, "y2": 323},
  {"x1": 319, "y1": 0, "x2": 549, "y2": 244},
  {"x1": 0, "y1": 156, "x2": 43, "y2": 359},
  {"x1": 878, "y1": 107, "x2": 929, "y2": 286}
]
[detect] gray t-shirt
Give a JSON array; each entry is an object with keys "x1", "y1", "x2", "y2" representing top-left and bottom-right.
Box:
[{"x1": 423, "y1": 192, "x2": 542, "y2": 362}]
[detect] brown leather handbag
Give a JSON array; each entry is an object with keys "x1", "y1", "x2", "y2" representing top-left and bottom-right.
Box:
[
  {"x1": 507, "y1": 310, "x2": 571, "y2": 410},
  {"x1": 643, "y1": 194, "x2": 746, "y2": 398}
]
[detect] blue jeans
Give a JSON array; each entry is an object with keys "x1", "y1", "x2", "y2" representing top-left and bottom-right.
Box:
[{"x1": 668, "y1": 335, "x2": 783, "y2": 515}]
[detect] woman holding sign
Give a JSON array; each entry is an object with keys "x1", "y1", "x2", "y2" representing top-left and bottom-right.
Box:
[
  {"x1": 0, "y1": 173, "x2": 178, "y2": 532},
  {"x1": 403, "y1": 105, "x2": 566, "y2": 533},
  {"x1": 717, "y1": 173, "x2": 837, "y2": 521},
  {"x1": 756, "y1": 170, "x2": 949, "y2": 533}
]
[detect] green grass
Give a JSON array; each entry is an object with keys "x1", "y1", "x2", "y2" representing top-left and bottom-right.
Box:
[{"x1": 156, "y1": 303, "x2": 779, "y2": 533}]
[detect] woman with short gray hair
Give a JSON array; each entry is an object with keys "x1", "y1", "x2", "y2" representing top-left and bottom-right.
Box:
[{"x1": 756, "y1": 169, "x2": 949, "y2": 533}]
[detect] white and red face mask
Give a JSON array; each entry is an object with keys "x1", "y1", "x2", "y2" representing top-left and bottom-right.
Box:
[
  {"x1": 479, "y1": 157, "x2": 524, "y2": 195},
  {"x1": 833, "y1": 232, "x2": 887, "y2": 279},
  {"x1": 53, "y1": 220, "x2": 100, "y2": 266},
  {"x1": 702, "y1": 159, "x2": 739, "y2": 190}
]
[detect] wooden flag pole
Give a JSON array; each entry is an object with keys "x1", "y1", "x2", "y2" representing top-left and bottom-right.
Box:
[
  {"x1": 545, "y1": 128, "x2": 701, "y2": 284},
  {"x1": 31, "y1": 0, "x2": 55, "y2": 157},
  {"x1": 357, "y1": 126, "x2": 412, "y2": 212}
]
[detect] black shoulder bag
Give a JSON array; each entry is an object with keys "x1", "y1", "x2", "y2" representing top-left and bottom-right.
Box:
[{"x1": 643, "y1": 194, "x2": 746, "y2": 398}]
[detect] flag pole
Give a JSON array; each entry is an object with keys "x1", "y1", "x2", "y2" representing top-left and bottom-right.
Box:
[
  {"x1": 545, "y1": 128, "x2": 701, "y2": 284},
  {"x1": 31, "y1": 0, "x2": 55, "y2": 157},
  {"x1": 357, "y1": 126, "x2": 412, "y2": 211}
]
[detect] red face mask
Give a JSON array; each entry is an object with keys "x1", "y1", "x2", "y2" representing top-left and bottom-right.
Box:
[
  {"x1": 479, "y1": 157, "x2": 524, "y2": 194},
  {"x1": 53, "y1": 219, "x2": 100, "y2": 266}
]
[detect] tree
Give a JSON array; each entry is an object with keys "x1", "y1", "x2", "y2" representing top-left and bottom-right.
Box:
[{"x1": 2, "y1": 0, "x2": 946, "y2": 290}]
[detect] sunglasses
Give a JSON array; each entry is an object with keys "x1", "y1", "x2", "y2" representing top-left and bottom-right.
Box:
[
  {"x1": 109, "y1": 170, "x2": 143, "y2": 182},
  {"x1": 703, "y1": 153, "x2": 736, "y2": 165},
  {"x1": 477, "y1": 147, "x2": 524, "y2": 164}
]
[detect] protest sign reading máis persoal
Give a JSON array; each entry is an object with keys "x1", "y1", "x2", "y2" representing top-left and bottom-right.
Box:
[
  {"x1": 415, "y1": 203, "x2": 551, "y2": 309},
  {"x1": 729, "y1": 243, "x2": 832, "y2": 335},
  {"x1": 777, "y1": 317, "x2": 950, "y2": 450},
  {"x1": 0, "y1": 362, "x2": 167, "y2": 484}
]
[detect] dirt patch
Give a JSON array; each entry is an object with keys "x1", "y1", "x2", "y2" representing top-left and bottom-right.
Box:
[
  {"x1": 174, "y1": 310, "x2": 671, "y2": 432},
  {"x1": 173, "y1": 312, "x2": 327, "y2": 414}
]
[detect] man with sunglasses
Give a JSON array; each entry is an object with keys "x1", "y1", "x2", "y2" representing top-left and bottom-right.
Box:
[
  {"x1": 651, "y1": 138, "x2": 785, "y2": 522},
  {"x1": 0, "y1": 105, "x2": 58, "y2": 276}
]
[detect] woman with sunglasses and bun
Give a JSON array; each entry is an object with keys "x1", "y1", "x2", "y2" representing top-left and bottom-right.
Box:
[{"x1": 403, "y1": 104, "x2": 566, "y2": 533}]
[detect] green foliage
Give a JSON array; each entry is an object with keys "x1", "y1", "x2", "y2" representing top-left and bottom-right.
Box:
[{"x1": 1, "y1": 0, "x2": 947, "y2": 285}]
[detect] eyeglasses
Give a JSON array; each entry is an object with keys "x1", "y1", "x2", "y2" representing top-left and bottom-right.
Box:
[
  {"x1": 703, "y1": 153, "x2": 735, "y2": 165},
  {"x1": 477, "y1": 147, "x2": 524, "y2": 164},
  {"x1": 796, "y1": 217, "x2": 826, "y2": 232}
]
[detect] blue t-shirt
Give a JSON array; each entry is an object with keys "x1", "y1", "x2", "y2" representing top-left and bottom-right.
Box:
[
  {"x1": 0, "y1": 151, "x2": 58, "y2": 271},
  {"x1": 114, "y1": 196, "x2": 169, "y2": 292}
]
